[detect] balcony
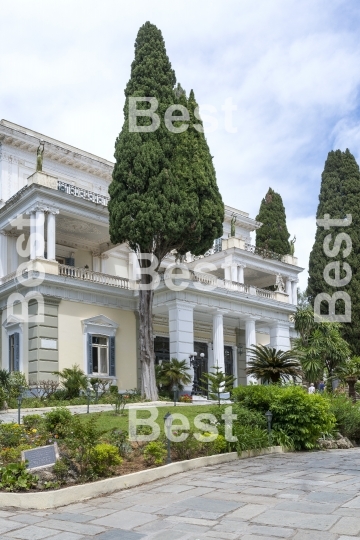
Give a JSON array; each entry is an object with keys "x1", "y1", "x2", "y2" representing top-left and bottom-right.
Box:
[{"x1": 58, "y1": 265, "x2": 130, "y2": 289}]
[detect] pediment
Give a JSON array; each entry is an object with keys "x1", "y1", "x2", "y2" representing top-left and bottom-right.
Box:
[
  {"x1": 2, "y1": 315, "x2": 24, "y2": 329},
  {"x1": 81, "y1": 314, "x2": 119, "y2": 329}
]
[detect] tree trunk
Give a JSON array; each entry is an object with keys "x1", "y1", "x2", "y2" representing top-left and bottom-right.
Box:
[
  {"x1": 139, "y1": 284, "x2": 158, "y2": 401},
  {"x1": 347, "y1": 377, "x2": 357, "y2": 403}
]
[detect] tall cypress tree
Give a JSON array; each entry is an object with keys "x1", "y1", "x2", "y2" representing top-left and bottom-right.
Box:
[
  {"x1": 108, "y1": 22, "x2": 224, "y2": 399},
  {"x1": 255, "y1": 187, "x2": 290, "y2": 255},
  {"x1": 307, "y1": 149, "x2": 360, "y2": 355}
]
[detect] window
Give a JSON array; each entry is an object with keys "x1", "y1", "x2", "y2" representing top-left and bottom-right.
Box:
[
  {"x1": 87, "y1": 333, "x2": 116, "y2": 377},
  {"x1": 92, "y1": 336, "x2": 108, "y2": 375},
  {"x1": 9, "y1": 333, "x2": 20, "y2": 372}
]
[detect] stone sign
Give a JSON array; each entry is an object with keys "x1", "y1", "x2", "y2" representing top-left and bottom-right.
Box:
[{"x1": 22, "y1": 443, "x2": 59, "y2": 471}]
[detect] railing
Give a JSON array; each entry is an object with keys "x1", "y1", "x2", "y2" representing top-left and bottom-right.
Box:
[
  {"x1": 57, "y1": 180, "x2": 109, "y2": 206},
  {"x1": 0, "y1": 271, "x2": 17, "y2": 285},
  {"x1": 59, "y1": 265, "x2": 129, "y2": 289},
  {"x1": 244, "y1": 242, "x2": 285, "y2": 262},
  {"x1": 256, "y1": 287, "x2": 275, "y2": 300}
]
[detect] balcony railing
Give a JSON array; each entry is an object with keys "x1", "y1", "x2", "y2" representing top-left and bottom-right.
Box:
[
  {"x1": 57, "y1": 180, "x2": 109, "y2": 206},
  {"x1": 244, "y1": 242, "x2": 285, "y2": 262},
  {"x1": 59, "y1": 265, "x2": 129, "y2": 289}
]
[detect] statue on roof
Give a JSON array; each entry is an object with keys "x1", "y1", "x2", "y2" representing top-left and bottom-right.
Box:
[
  {"x1": 289, "y1": 235, "x2": 296, "y2": 256},
  {"x1": 275, "y1": 273, "x2": 285, "y2": 293},
  {"x1": 36, "y1": 140, "x2": 45, "y2": 172},
  {"x1": 230, "y1": 214, "x2": 237, "y2": 237}
]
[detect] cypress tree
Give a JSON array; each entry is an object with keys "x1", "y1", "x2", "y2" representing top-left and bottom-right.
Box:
[
  {"x1": 307, "y1": 149, "x2": 360, "y2": 355},
  {"x1": 108, "y1": 22, "x2": 224, "y2": 399},
  {"x1": 255, "y1": 188, "x2": 290, "y2": 255}
]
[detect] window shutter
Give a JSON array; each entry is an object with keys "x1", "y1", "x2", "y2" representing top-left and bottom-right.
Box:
[
  {"x1": 14, "y1": 333, "x2": 20, "y2": 371},
  {"x1": 65, "y1": 257, "x2": 75, "y2": 267},
  {"x1": 109, "y1": 336, "x2": 116, "y2": 376},
  {"x1": 87, "y1": 334, "x2": 93, "y2": 374}
]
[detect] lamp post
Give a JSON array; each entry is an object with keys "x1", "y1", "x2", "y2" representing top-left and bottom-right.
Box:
[
  {"x1": 93, "y1": 382, "x2": 99, "y2": 403},
  {"x1": 265, "y1": 410, "x2": 273, "y2": 444},
  {"x1": 172, "y1": 384, "x2": 179, "y2": 406},
  {"x1": 86, "y1": 387, "x2": 91, "y2": 414},
  {"x1": 164, "y1": 412, "x2": 173, "y2": 464},
  {"x1": 17, "y1": 386, "x2": 24, "y2": 424}
]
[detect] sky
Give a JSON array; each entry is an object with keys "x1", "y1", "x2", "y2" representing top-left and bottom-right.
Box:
[{"x1": 1, "y1": 0, "x2": 360, "y2": 290}]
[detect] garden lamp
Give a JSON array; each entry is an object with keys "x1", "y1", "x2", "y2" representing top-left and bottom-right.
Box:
[
  {"x1": 17, "y1": 386, "x2": 24, "y2": 424},
  {"x1": 172, "y1": 384, "x2": 179, "y2": 406},
  {"x1": 164, "y1": 412, "x2": 173, "y2": 464},
  {"x1": 86, "y1": 387, "x2": 91, "y2": 414}
]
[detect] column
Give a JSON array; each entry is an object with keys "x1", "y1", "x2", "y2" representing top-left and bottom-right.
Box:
[
  {"x1": 237, "y1": 264, "x2": 245, "y2": 284},
  {"x1": 213, "y1": 311, "x2": 225, "y2": 372},
  {"x1": 292, "y1": 280, "x2": 298, "y2": 305},
  {"x1": 230, "y1": 264, "x2": 237, "y2": 282},
  {"x1": 35, "y1": 209, "x2": 45, "y2": 259},
  {"x1": 46, "y1": 212, "x2": 57, "y2": 261},
  {"x1": 285, "y1": 278, "x2": 292, "y2": 298},
  {"x1": 168, "y1": 301, "x2": 194, "y2": 392},
  {"x1": 207, "y1": 342, "x2": 214, "y2": 372},
  {"x1": 245, "y1": 318, "x2": 257, "y2": 385},
  {"x1": 224, "y1": 266, "x2": 231, "y2": 281},
  {"x1": 0, "y1": 232, "x2": 8, "y2": 278},
  {"x1": 232, "y1": 345, "x2": 238, "y2": 387},
  {"x1": 92, "y1": 252, "x2": 101, "y2": 273},
  {"x1": 270, "y1": 322, "x2": 290, "y2": 351},
  {"x1": 8, "y1": 235, "x2": 18, "y2": 273},
  {"x1": 100, "y1": 254, "x2": 109, "y2": 273},
  {"x1": 30, "y1": 212, "x2": 36, "y2": 260}
]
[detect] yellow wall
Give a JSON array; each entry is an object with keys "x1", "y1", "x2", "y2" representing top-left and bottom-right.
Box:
[
  {"x1": 58, "y1": 301, "x2": 137, "y2": 390},
  {"x1": 256, "y1": 332, "x2": 270, "y2": 346},
  {"x1": 105, "y1": 256, "x2": 129, "y2": 279},
  {"x1": 74, "y1": 249, "x2": 92, "y2": 269}
]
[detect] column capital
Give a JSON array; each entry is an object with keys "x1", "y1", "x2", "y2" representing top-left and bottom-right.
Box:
[
  {"x1": 26, "y1": 203, "x2": 59, "y2": 215},
  {"x1": 211, "y1": 308, "x2": 228, "y2": 315},
  {"x1": 238, "y1": 263, "x2": 246, "y2": 268}
]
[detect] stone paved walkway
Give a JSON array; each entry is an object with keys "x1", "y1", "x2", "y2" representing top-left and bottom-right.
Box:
[{"x1": 2, "y1": 449, "x2": 360, "y2": 539}]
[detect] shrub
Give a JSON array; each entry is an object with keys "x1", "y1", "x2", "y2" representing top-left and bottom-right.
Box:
[
  {"x1": 199, "y1": 433, "x2": 227, "y2": 455},
  {"x1": 90, "y1": 443, "x2": 122, "y2": 476},
  {"x1": 43, "y1": 407, "x2": 72, "y2": 438},
  {"x1": 0, "y1": 423, "x2": 25, "y2": 448},
  {"x1": 53, "y1": 365, "x2": 88, "y2": 399},
  {"x1": 108, "y1": 429, "x2": 132, "y2": 457},
  {"x1": 143, "y1": 441, "x2": 167, "y2": 465},
  {"x1": 328, "y1": 395, "x2": 360, "y2": 441},
  {"x1": 179, "y1": 394, "x2": 192, "y2": 403},
  {"x1": 23, "y1": 415, "x2": 43, "y2": 430},
  {"x1": 8, "y1": 372, "x2": 28, "y2": 401},
  {"x1": 53, "y1": 458, "x2": 69, "y2": 484},
  {"x1": 171, "y1": 432, "x2": 202, "y2": 460},
  {"x1": 109, "y1": 385, "x2": 119, "y2": 394},
  {"x1": 0, "y1": 462, "x2": 38, "y2": 492},
  {"x1": 0, "y1": 444, "x2": 33, "y2": 465},
  {"x1": 235, "y1": 425, "x2": 270, "y2": 453},
  {"x1": 0, "y1": 387, "x2": 6, "y2": 410},
  {"x1": 233, "y1": 385, "x2": 336, "y2": 450},
  {"x1": 65, "y1": 415, "x2": 105, "y2": 477}
]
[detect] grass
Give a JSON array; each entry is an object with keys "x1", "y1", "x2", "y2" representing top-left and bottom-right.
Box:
[{"x1": 77, "y1": 404, "x2": 218, "y2": 436}]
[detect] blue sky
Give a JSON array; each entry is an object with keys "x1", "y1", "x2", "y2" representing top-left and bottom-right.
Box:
[{"x1": 1, "y1": 0, "x2": 360, "y2": 289}]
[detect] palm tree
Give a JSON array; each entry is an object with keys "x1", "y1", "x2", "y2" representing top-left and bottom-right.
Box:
[
  {"x1": 156, "y1": 358, "x2": 192, "y2": 392},
  {"x1": 246, "y1": 345, "x2": 302, "y2": 384},
  {"x1": 334, "y1": 357, "x2": 360, "y2": 402},
  {"x1": 53, "y1": 364, "x2": 88, "y2": 399},
  {"x1": 0, "y1": 369, "x2": 11, "y2": 391},
  {"x1": 293, "y1": 307, "x2": 350, "y2": 385}
]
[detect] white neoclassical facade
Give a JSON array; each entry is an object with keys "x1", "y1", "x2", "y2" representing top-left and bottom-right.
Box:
[{"x1": 0, "y1": 119, "x2": 303, "y2": 390}]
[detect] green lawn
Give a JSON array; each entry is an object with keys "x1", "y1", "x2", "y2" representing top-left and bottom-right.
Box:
[{"x1": 78, "y1": 404, "x2": 218, "y2": 436}]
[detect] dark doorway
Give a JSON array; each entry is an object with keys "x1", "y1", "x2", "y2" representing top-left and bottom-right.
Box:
[
  {"x1": 224, "y1": 346, "x2": 234, "y2": 376},
  {"x1": 154, "y1": 337, "x2": 170, "y2": 364},
  {"x1": 194, "y1": 341, "x2": 208, "y2": 393}
]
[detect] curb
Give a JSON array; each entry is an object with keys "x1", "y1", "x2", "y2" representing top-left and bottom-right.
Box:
[{"x1": 0, "y1": 446, "x2": 284, "y2": 510}]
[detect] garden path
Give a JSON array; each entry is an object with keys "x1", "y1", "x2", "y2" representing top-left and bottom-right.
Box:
[{"x1": 1, "y1": 448, "x2": 360, "y2": 539}]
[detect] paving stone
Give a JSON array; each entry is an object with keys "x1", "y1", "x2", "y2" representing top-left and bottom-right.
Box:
[
  {"x1": 342, "y1": 494, "x2": 360, "y2": 507},
  {"x1": 9, "y1": 514, "x2": 44, "y2": 525},
  {"x1": 95, "y1": 530, "x2": 146, "y2": 539},
  {"x1": 91, "y1": 510, "x2": 158, "y2": 530},
  {"x1": 227, "y1": 504, "x2": 269, "y2": 520},
  {"x1": 330, "y1": 516, "x2": 360, "y2": 535},
  {"x1": 47, "y1": 512, "x2": 94, "y2": 523},
  {"x1": 253, "y1": 509, "x2": 339, "y2": 530},
  {"x1": 36, "y1": 519, "x2": 106, "y2": 535},
  {"x1": 305, "y1": 491, "x2": 354, "y2": 504},
  {"x1": 274, "y1": 500, "x2": 339, "y2": 514},
  {"x1": 292, "y1": 531, "x2": 337, "y2": 540},
  {"x1": 248, "y1": 524, "x2": 295, "y2": 537},
  {"x1": 41, "y1": 534, "x2": 86, "y2": 540},
  {"x1": 175, "y1": 496, "x2": 242, "y2": 513},
  {"x1": 5, "y1": 525, "x2": 58, "y2": 539}
]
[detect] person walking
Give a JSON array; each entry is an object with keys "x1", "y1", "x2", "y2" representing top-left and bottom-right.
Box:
[{"x1": 308, "y1": 383, "x2": 315, "y2": 394}]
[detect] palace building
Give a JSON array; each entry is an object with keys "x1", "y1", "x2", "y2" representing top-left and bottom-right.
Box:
[{"x1": 0, "y1": 120, "x2": 303, "y2": 391}]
